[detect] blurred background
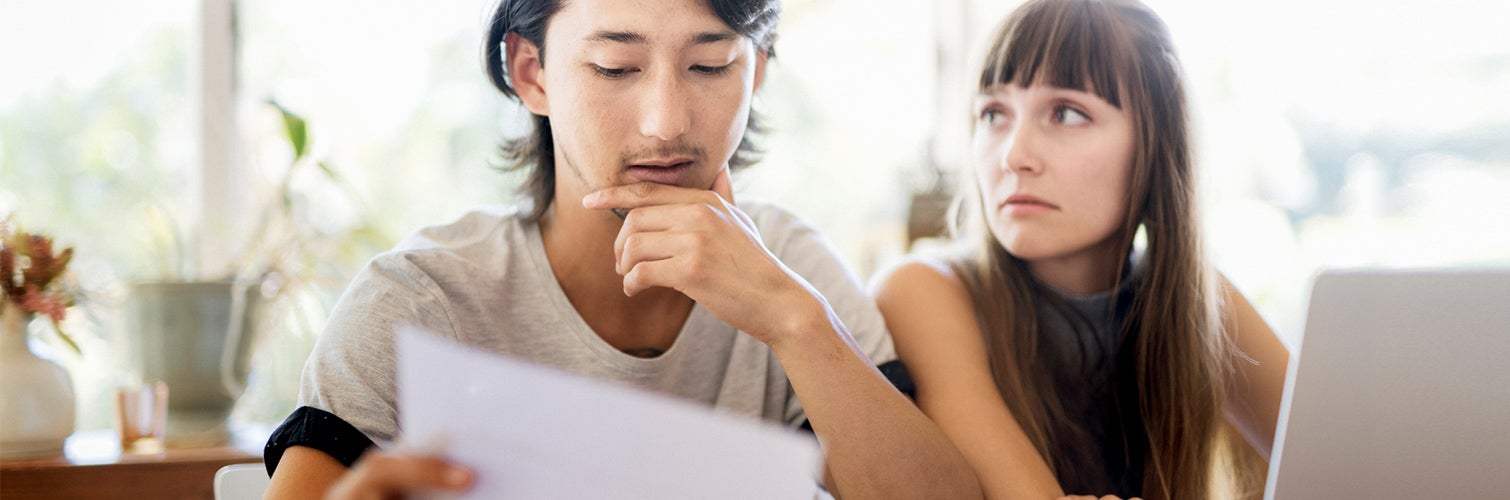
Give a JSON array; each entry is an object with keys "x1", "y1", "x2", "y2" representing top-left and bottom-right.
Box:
[{"x1": 2, "y1": 0, "x2": 1507, "y2": 434}]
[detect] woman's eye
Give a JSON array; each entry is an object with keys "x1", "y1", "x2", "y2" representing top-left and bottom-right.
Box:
[
  {"x1": 1055, "y1": 106, "x2": 1090, "y2": 126},
  {"x1": 979, "y1": 108, "x2": 1005, "y2": 126},
  {"x1": 591, "y1": 65, "x2": 636, "y2": 79},
  {"x1": 691, "y1": 64, "x2": 733, "y2": 76}
]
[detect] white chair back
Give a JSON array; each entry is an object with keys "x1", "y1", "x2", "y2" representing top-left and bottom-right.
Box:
[{"x1": 214, "y1": 463, "x2": 271, "y2": 500}]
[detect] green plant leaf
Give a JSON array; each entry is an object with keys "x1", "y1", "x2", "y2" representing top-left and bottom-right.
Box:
[
  {"x1": 50, "y1": 320, "x2": 81, "y2": 355},
  {"x1": 268, "y1": 100, "x2": 308, "y2": 161},
  {"x1": 316, "y1": 161, "x2": 341, "y2": 181}
]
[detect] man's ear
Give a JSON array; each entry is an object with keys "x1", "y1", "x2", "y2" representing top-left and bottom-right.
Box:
[{"x1": 505, "y1": 32, "x2": 549, "y2": 116}]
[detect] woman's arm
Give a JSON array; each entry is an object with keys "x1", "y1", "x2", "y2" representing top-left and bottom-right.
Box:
[
  {"x1": 1217, "y1": 275, "x2": 1291, "y2": 460},
  {"x1": 873, "y1": 259, "x2": 1064, "y2": 500}
]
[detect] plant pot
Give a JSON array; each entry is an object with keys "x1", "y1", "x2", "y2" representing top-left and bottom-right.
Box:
[
  {"x1": 0, "y1": 302, "x2": 76, "y2": 459},
  {"x1": 123, "y1": 280, "x2": 260, "y2": 447}
]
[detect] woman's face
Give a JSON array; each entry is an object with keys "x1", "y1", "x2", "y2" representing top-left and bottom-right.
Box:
[{"x1": 972, "y1": 80, "x2": 1136, "y2": 265}]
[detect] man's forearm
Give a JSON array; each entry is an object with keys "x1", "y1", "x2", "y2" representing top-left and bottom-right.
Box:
[{"x1": 769, "y1": 308, "x2": 983, "y2": 500}]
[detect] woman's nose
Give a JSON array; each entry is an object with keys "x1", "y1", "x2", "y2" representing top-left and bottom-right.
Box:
[{"x1": 1000, "y1": 124, "x2": 1043, "y2": 175}]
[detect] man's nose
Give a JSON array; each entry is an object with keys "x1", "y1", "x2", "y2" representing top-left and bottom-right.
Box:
[{"x1": 640, "y1": 71, "x2": 692, "y2": 142}]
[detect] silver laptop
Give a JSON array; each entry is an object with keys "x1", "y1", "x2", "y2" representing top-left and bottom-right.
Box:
[{"x1": 1266, "y1": 269, "x2": 1510, "y2": 499}]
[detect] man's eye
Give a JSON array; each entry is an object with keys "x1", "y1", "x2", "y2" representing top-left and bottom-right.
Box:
[
  {"x1": 691, "y1": 64, "x2": 733, "y2": 76},
  {"x1": 591, "y1": 65, "x2": 636, "y2": 79},
  {"x1": 1055, "y1": 106, "x2": 1090, "y2": 125}
]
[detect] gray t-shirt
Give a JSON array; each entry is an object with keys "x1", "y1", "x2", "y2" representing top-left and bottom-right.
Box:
[{"x1": 297, "y1": 200, "x2": 895, "y2": 444}]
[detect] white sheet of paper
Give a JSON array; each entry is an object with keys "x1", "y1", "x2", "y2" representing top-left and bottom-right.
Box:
[{"x1": 396, "y1": 326, "x2": 825, "y2": 499}]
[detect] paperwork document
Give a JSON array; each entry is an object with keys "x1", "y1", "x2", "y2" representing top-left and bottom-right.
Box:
[{"x1": 396, "y1": 326, "x2": 825, "y2": 499}]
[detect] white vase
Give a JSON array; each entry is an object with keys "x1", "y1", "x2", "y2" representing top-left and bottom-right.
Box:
[{"x1": 0, "y1": 301, "x2": 76, "y2": 459}]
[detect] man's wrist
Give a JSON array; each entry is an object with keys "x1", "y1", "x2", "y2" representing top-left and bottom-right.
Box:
[{"x1": 765, "y1": 294, "x2": 841, "y2": 355}]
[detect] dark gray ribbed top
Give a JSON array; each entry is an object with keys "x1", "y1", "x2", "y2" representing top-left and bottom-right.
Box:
[{"x1": 1034, "y1": 267, "x2": 1144, "y2": 495}]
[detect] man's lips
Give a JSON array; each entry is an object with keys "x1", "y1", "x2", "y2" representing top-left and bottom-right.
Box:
[
  {"x1": 603, "y1": 157, "x2": 705, "y2": 220},
  {"x1": 626, "y1": 160, "x2": 695, "y2": 185},
  {"x1": 628, "y1": 156, "x2": 695, "y2": 168}
]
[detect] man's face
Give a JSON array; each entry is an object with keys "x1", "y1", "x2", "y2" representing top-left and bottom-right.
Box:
[{"x1": 536, "y1": 0, "x2": 763, "y2": 206}]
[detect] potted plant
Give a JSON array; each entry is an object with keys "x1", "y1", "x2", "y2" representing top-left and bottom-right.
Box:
[
  {"x1": 0, "y1": 218, "x2": 81, "y2": 458},
  {"x1": 124, "y1": 102, "x2": 381, "y2": 446}
]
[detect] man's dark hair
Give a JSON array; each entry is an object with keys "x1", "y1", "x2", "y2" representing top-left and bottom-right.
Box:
[{"x1": 483, "y1": 0, "x2": 781, "y2": 221}]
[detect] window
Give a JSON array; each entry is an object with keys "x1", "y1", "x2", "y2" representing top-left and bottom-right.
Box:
[
  {"x1": 1, "y1": 0, "x2": 195, "y2": 430},
  {"x1": 1152, "y1": 0, "x2": 1510, "y2": 342}
]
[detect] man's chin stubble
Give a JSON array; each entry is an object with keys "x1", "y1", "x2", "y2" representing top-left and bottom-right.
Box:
[{"x1": 560, "y1": 150, "x2": 630, "y2": 221}]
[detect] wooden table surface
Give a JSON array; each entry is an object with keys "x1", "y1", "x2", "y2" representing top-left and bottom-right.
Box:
[{"x1": 0, "y1": 429, "x2": 267, "y2": 500}]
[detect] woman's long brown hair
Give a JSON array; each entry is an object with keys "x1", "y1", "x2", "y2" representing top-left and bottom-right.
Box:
[{"x1": 949, "y1": 0, "x2": 1231, "y2": 497}]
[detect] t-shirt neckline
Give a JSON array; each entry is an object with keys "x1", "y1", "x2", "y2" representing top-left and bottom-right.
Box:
[{"x1": 521, "y1": 215, "x2": 709, "y2": 374}]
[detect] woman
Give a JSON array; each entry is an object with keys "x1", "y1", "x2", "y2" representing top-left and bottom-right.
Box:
[{"x1": 873, "y1": 0, "x2": 1289, "y2": 498}]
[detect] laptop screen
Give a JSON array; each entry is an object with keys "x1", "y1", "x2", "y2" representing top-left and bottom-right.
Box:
[{"x1": 1265, "y1": 269, "x2": 1510, "y2": 499}]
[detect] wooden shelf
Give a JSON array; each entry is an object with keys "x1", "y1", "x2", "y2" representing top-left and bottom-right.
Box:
[{"x1": 1, "y1": 429, "x2": 267, "y2": 500}]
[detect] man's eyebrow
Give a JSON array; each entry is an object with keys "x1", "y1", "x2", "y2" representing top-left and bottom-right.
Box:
[
  {"x1": 689, "y1": 31, "x2": 738, "y2": 45},
  {"x1": 586, "y1": 30, "x2": 646, "y2": 44},
  {"x1": 583, "y1": 30, "x2": 739, "y2": 46}
]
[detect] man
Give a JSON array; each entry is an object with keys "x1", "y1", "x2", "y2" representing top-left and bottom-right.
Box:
[{"x1": 262, "y1": 0, "x2": 980, "y2": 498}]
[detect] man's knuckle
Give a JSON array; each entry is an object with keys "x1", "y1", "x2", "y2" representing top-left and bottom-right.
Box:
[
  {"x1": 626, "y1": 267, "x2": 651, "y2": 290},
  {"x1": 687, "y1": 255, "x2": 710, "y2": 279},
  {"x1": 694, "y1": 204, "x2": 721, "y2": 223},
  {"x1": 624, "y1": 234, "x2": 644, "y2": 254},
  {"x1": 689, "y1": 231, "x2": 712, "y2": 250}
]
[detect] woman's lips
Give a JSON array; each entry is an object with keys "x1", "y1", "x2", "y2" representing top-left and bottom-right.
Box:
[{"x1": 999, "y1": 194, "x2": 1059, "y2": 215}]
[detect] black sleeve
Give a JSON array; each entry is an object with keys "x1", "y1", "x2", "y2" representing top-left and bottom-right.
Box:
[
  {"x1": 797, "y1": 359, "x2": 917, "y2": 434},
  {"x1": 877, "y1": 359, "x2": 916, "y2": 400},
  {"x1": 263, "y1": 406, "x2": 378, "y2": 476}
]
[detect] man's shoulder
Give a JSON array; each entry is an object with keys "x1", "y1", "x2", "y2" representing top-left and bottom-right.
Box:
[
  {"x1": 369, "y1": 204, "x2": 534, "y2": 279},
  {"x1": 394, "y1": 204, "x2": 526, "y2": 250},
  {"x1": 738, "y1": 198, "x2": 817, "y2": 242},
  {"x1": 736, "y1": 197, "x2": 860, "y2": 284}
]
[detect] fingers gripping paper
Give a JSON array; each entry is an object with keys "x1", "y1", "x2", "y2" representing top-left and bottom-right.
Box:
[{"x1": 396, "y1": 326, "x2": 825, "y2": 499}]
